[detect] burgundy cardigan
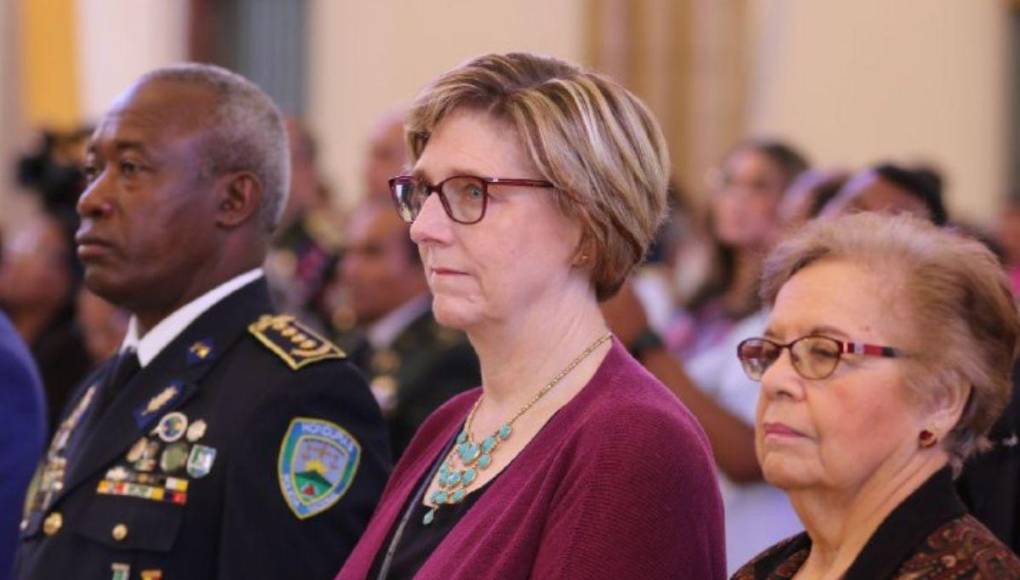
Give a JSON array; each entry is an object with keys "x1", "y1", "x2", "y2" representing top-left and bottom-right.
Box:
[{"x1": 336, "y1": 339, "x2": 726, "y2": 579}]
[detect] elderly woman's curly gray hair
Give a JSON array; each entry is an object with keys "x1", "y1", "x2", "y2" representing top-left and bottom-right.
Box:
[{"x1": 760, "y1": 212, "x2": 1020, "y2": 474}]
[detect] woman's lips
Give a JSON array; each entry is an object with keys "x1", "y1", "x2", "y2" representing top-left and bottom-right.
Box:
[
  {"x1": 431, "y1": 267, "x2": 467, "y2": 276},
  {"x1": 762, "y1": 422, "x2": 807, "y2": 439}
]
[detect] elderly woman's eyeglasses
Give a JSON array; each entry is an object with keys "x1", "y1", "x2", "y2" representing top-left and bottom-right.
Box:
[
  {"x1": 736, "y1": 335, "x2": 900, "y2": 381},
  {"x1": 389, "y1": 175, "x2": 555, "y2": 225}
]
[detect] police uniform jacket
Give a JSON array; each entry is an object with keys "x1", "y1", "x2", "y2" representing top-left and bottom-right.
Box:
[{"x1": 14, "y1": 274, "x2": 390, "y2": 580}]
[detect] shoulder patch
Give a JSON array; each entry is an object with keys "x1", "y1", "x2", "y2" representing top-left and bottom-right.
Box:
[
  {"x1": 278, "y1": 417, "x2": 361, "y2": 520},
  {"x1": 248, "y1": 314, "x2": 345, "y2": 370}
]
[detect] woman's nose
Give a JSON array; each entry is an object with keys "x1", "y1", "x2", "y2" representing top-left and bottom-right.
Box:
[{"x1": 410, "y1": 193, "x2": 453, "y2": 246}]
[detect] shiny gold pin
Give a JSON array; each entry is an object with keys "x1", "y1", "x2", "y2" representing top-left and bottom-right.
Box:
[
  {"x1": 142, "y1": 386, "x2": 179, "y2": 416},
  {"x1": 111, "y1": 523, "x2": 128, "y2": 541},
  {"x1": 42, "y1": 512, "x2": 62, "y2": 536},
  {"x1": 186, "y1": 419, "x2": 207, "y2": 442},
  {"x1": 189, "y1": 341, "x2": 211, "y2": 359}
]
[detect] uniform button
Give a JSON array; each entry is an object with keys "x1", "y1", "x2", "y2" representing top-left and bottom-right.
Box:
[
  {"x1": 112, "y1": 523, "x2": 128, "y2": 541},
  {"x1": 19, "y1": 519, "x2": 28, "y2": 531},
  {"x1": 52, "y1": 481, "x2": 63, "y2": 491},
  {"x1": 42, "y1": 512, "x2": 63, "y2": 536}
]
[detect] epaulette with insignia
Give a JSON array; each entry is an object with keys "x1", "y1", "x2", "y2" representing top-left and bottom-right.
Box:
[{"x1": 248, "y1": 314, "x2": 346, "y2": 370}]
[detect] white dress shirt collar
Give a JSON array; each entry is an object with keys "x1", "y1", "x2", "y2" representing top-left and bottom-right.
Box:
[{"x1": 120, "y1": 269, "x2": 264, "y2": 367}]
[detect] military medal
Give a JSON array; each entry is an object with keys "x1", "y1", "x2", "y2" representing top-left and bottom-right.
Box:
[
  {"x1": 111, "y1": 563, "x2": 131, "y2": 580},
  {"x1": 187, "y1": 444, "x2": 217, "y2": 478},
  {"x1": 105, "y1": 466, "x2": 130, "y2": 482},
  {"x1": 186, "y1": 419, "x2": 207, "y2": 442},
  {"x1": 30, "y1": 385, "x2": 98, "y2": 512},
  {"x1": 133, "y1": 439, "x2": 161, "y2": 472},
  {"x1": 160, "y1": 442, "x2": 190, "y2": 473},
  {"x1": 155, "y1": 412, "x2": 188, "y2": 442},
  {"x1": 126, "y1": 437, "x2": 148, "y2": 462}
]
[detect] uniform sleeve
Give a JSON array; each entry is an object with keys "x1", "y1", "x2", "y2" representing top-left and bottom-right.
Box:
[
  {"x1": 216, "y1": 361, "x2": 391, "y2": 580},
  {"x1": 0, "y1": 327, "x2": 47, "y2": 579},
  {"x1": 531, "y1": 406, "x2": 726, "y2": 580}
]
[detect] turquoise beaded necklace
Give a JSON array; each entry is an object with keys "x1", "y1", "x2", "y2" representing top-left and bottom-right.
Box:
[{"x1": 422, "y1": 332, "x2": 612, "y2": 525}]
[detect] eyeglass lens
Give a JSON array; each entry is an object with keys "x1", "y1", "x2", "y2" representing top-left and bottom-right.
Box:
[
  {"x1": 393, "y1": 176, "x2": 486, "y2": 224},
  {"x1": 738, "y1": 337, "x2": 841, "y2": 380}
]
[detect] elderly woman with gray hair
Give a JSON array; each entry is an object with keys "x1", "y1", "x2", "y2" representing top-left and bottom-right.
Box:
[{"x1": 733, "y1": 212, "x2": 1020, "y2": 579}]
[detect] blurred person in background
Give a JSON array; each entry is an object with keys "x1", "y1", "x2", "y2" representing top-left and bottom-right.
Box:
[
  {"x1": 0, "y1": 214, "x2": 91, "y2": 432},
  {"x1": 777, "y1": 168, "x2": 850, "y2": 228},
  {"x1": 0, "y1": 310, "x2": 46, "y2": 580},
  {"x1": 336, "y1": 200, "x2": 479, "y2": 458},
  {"x1": 821, "y1": 162, "x2": 948, "y2": 226},
  {"x1": 993, "y1": 198, "x2": 1020, "y2": 294},
  {"x1": 75, "y1": 288, "x2": 128, "y2": 366},
  {"x1": 266, "y1": 118, "x2": 344, "y2": 332},
  {"x1": 733, "y1": 213, "x2": 1020, "y2": 578},
  {"x1": 665, "y1": 139, "x2": 809, "y2": 361},
  {"x1": 363, "y1": 108, "x2": 410, "y2": 200},
  {"x1": 604, "y1": 165, "x2": 852, "y2": 574}
]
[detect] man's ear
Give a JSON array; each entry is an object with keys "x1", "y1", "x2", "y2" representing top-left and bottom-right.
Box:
[{"x1": 215, "y1": 172, "x2": 263, "y2": 229}]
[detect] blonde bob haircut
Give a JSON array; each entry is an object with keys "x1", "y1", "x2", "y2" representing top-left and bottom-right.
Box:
[
  {"x1": 405, "y1": 52, "x2": 670, "y2": 301},
  {"x1": 761, "y1": 212, "x2": 1020, "y2": 473}
]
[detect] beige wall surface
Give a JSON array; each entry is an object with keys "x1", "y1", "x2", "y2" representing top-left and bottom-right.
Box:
[
  {"x1": 308, "y1": 0, "x2": 585, "y2": 206},
  {"x1": 76, "y1": 0, "x2": 188, "y2": 121},
  {"x1": 747, "y1": 0, "x2": 1008, "y2": 224},
  {"x1": 0, "y1": 0, "x2": 33, "y2": 228}
]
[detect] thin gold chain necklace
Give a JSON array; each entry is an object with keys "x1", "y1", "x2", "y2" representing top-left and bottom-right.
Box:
[{"x1": 422, "y1": 332, "x2": 612, "y2": 525}]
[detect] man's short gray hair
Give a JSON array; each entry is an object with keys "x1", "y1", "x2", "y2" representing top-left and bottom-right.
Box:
[{"x1": 138, "y1": 63, "x2": 290, "y2": 233}]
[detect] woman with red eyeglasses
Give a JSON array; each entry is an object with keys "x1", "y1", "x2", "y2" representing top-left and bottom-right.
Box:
[
  {"x1": 335, "y1": 52, "x2": 725, "y2": 580},
  {"x1": 732, "y1": 212, "x2": 1020, "y2": 579}
]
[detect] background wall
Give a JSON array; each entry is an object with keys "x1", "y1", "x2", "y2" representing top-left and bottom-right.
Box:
[
  {"x1": 307, "y1": 0, "x2": 585, "y2": 205},
  {"x1": 747, "y1": 0, "x2": 1008, "y2": 223},
  {"x1": 1, "y1": 1, "x2": 30, "y2": 230},
  {"x1": 76, "y1": 0, "x2": 188, "y2": 119},
  {"x1": 0, "y1": 0, "x2": 1012, "y2": 225}
]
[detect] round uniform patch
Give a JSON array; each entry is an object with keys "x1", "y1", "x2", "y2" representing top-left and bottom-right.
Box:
[
  {"x1": 277, "y1": 418, "x2": 361, "y2": 520},
  {"x1": 155, "y1": 412, "x2": 188, "y2": 443}
]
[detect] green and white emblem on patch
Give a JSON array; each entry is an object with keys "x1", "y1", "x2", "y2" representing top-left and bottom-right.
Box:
[{"x1": 278, "y1": 417, "x2": 361, "y2": 519}]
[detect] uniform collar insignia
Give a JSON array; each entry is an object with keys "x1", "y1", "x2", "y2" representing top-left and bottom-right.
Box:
[
  {"x1": 133, "y1": 382, "x2": 183, "y2": 429},
  {"x1": 187, "y1": 338, "x2": 216, "y2": 366}
]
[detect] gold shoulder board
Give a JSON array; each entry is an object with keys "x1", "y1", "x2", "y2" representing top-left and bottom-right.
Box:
[{"x1": 248, "y1": 314, "x2": 346, "y2": 370}]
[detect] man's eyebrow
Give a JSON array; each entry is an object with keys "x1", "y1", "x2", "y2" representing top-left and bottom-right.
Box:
[
  {"x1": 114, "y1": 141, "x2": 148, "y2": 154},
  {"x1": 85, "y1": 140, "x2": 148, "y2": 157}
]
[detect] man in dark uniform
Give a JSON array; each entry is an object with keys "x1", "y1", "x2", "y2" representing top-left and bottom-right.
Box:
[
  {"x1": 13, "y1": 64, "x2": 390, "y2": 580},
  {"x1": 337, "y1": 201, "x2": 479, "y2": 457}
]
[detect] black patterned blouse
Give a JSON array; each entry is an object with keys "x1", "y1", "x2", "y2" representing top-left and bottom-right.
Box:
[{"x1": 732, "y1": 468, "x2": 1020, "y2": 579}]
